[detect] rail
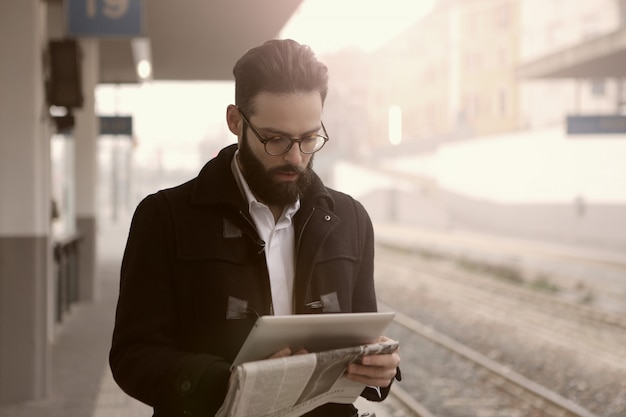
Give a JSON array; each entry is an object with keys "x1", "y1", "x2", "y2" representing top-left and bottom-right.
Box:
[{"x1": 381, "y1": 303, "x2": 602, "y2": 417}]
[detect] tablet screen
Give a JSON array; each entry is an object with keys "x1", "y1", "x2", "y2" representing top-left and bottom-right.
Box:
[{"x1": 231, "y1": 312, "x2": 395, "y2": 367}]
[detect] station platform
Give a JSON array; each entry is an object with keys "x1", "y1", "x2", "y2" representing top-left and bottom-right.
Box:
[
  {"x1": 374, "y1": 222, "x2": 626, "y2": 268},
  {"x1": 374, "y1": 222, "x2": 626, "y2": 316},
  {"x1": 0, "y1": 214, "x2": 390, "y2": 417},
  {"x1": 0, "y1": 216, "x2": 150, "y2": 417}
]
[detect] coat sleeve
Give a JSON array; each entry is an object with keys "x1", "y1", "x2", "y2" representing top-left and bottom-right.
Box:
[
  {"x1": 350, "y1": 198, "x2": 402, "y2": 403},
  {"x1": 109, "y1": 193, "x2": 231, "y2": 416},
  {"x1": 350, "y1": 198, "x2": 378, "y2": 313}
]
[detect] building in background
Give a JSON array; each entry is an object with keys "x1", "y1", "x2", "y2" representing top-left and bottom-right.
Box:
[
  {"x1": 323, "y1": 0, "x2": 626, "y2": 252},
  {"x1": 519, "y1": 0, "x2": 625, "y2": 127},
  {"x1": 361, "y1": 0, "x2": 624, "y2": 150},
  {"x1": 364, "y1": 0, "x2": 523, "y2": 148},
  {"x1": 457, "y1": 0, "x2": 521, "y2": 136}
]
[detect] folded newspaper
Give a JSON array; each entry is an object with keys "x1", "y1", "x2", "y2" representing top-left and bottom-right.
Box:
[{"x1": 216, "y1": 340, "x2": 399, "y2": 417}]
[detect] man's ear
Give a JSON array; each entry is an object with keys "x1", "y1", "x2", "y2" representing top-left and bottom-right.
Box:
[{"x1": 226, "y1": 104, "x2": 242, "y2": 136}]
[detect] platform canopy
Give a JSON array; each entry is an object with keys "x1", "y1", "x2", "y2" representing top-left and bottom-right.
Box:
[
  {"x1": 94, "y1": 0, "x2": 303, "y2": 83},
  {"x1": 517, "y1": 26, "x2": 626, "y2": 79}
]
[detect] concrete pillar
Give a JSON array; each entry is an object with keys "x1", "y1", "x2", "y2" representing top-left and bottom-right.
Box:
[
  {"x1": 447, "y1": 1, "x2": 462, "y2": 132},
  {"x1": 618, "y1": 0, "x2": 626, "y2": 24},
  {"x1": 74, "y1": 39, "x2": 99, "y2": 302},
  {"x1": 0, "y1": 0, "x2": 52, "y2": 403}
]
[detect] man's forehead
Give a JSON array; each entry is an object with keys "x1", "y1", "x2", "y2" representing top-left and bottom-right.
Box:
[
  {"x1": 251, "y1": 91, "x2": 322, "y2": 112},
  {"x1": 249, "y1": 92, "x2": 323, "y2": 128}
]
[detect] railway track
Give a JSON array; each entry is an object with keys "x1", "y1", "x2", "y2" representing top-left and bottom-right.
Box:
[
  {"x1": 381, "y1": 307, "x2": 601, "y2": 417},
  {"x1": 375, "y1": 245, "x2": 626, "y2": 370},
  {"x1": 373, "y1": 245, "x2": 626, "y2": 417},
  {"x1": 378, "y1": 243, "x2": 626, "y2": 330}
]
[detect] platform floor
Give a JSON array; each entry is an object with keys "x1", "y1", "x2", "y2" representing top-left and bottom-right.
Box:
[{"x1": 0, "y1": 215, "x2": 390, "y2": 417}]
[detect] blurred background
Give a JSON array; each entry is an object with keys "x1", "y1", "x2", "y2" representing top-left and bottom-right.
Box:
[
  {"x1": 2, "y1": 0, "x2": 626, "y2": 415},
  {"x1": 64, "y1": 0, "x2": 626, "y2": 252}
]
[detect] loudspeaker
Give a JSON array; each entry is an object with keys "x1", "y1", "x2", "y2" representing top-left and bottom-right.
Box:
[
  {"x1": 47, "y1": 40, "x2": 83, "y2": 108},
  {"x1": 53, "y1": 114, "x2": 75, "y2": 134}
]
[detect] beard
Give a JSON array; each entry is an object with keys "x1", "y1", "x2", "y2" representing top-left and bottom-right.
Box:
[{"x1": 238, "y1": 129, "x2": 314, "y2": 206}]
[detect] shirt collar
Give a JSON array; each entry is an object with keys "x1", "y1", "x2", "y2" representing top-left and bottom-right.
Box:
[{"x1": 231, "y1": 150, "x2": 300, "y2": 219}]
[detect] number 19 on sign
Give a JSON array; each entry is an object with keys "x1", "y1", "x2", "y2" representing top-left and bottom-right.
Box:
[
  {"x1": 85, "y1": 0, "x2": 130, "y2": 19},
  {"x1": 67, "y1": 0, "x2": 142, "y2": 37}
]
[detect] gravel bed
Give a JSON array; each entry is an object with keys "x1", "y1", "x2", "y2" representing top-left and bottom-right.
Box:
[{"x1": 375, "y1": 247, "x2": 626, "y2": 417}]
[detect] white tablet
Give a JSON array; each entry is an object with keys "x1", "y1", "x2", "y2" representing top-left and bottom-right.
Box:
[{"x1": 231, "y1": 312, "x2": 395, "y2": 367}]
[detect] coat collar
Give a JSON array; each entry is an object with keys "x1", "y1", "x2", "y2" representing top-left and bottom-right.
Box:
[{"x1": 189, "y1": 144, "x2": 335, "y2": 212}]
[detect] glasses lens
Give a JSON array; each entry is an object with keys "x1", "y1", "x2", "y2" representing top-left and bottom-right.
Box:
[
  {"x1": 265, "y1": 138, "x2": 292, "y2": 155},
  {"x1": 300, "y1": 136, "x2": 326, "y2": 154},
  {"x1": 265, "y1": 136, "x2": 326, "y2": 155}
]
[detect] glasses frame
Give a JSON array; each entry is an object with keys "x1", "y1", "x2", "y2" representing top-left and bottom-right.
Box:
[{"x1": 238, "y1": 110, "x2": 329, "y2": 156}]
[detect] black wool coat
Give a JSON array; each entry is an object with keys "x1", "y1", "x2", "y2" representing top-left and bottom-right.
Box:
[{"x1": 110, "y1": 144, "x2": 385, "y2": 416}]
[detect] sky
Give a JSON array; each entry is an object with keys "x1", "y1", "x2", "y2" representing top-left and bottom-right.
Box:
[{"x1": 280, "y1": 0, "x2": 436, "y2": 54}]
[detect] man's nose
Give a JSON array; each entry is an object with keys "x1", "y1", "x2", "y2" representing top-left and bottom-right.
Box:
[{"x1": 283, "y1": 142, "x2": 304, "y2": 164}]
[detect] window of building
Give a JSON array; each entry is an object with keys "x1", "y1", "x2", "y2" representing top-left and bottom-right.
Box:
[
  {"x1": 388, "y1": 105, "x2": 402, "y2": 145},
  {"x1": 499, "y1": 90, "x2": 508, "y2": 116},
  {"x1": 590, "y1": 79, "x2": 605, "y2": 97},
  {"x1": 495, "y1": 3, "x2": 510, "y2": 28}
]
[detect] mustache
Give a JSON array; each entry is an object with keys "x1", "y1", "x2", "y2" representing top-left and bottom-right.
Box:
[{"x1": 270, "y1": 164, "x2": 306, "y2": 175}]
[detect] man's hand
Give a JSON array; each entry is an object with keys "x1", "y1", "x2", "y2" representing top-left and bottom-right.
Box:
[
  {"x1": 269, "y1": 347, "x2": 309, "y2": 359},
  {"x1": 345, "y1": 336, "x2": 400, "y2": 388}
]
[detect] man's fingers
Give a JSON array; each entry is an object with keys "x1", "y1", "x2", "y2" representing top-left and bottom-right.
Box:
[
  {"x1": 345, "y1": 365, "x2": 397, "y2": 387},
  {"x1": 345, "y1": 351, "x2": 400, "y2": 387},
  {"x1": 268, "y1": 347, "x2": 310, "y2": 359},
  {"x1": 269, "y1": 347, "x2": 292, "y2": 359}
]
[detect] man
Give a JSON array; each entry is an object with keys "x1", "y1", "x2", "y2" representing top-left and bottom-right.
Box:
[{"x1": 110, "y1": 39, "x2": 400, "y2": 417}]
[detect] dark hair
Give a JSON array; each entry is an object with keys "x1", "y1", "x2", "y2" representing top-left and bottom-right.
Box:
[{"x1": 233, "y1": 39, "x2": 328, "y2": 115}]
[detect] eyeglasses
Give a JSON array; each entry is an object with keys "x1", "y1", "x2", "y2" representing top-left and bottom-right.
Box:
[{"x1": 239, "y1": 110, "x2": 329, "y2": 156}]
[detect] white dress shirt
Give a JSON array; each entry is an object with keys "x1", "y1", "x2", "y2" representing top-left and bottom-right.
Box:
[{"x1": 231, "y1": 152, "x2": 299, "y2": 315}]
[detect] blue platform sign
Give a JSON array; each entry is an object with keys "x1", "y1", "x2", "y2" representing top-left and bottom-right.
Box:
[
  {"x1": 99, "y1": 116, "x2": 133, "y2": 136},
  {"x1": 67, "y1": 0, "x2": 144, "y2": 37},
  {"x1": 567, "y1": 115, "x2": 626, "y2": 135}
]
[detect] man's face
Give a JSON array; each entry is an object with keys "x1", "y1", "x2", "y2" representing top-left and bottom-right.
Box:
[{"x1": 235, "y1": 91, "x2": 323, "y2": 206}]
